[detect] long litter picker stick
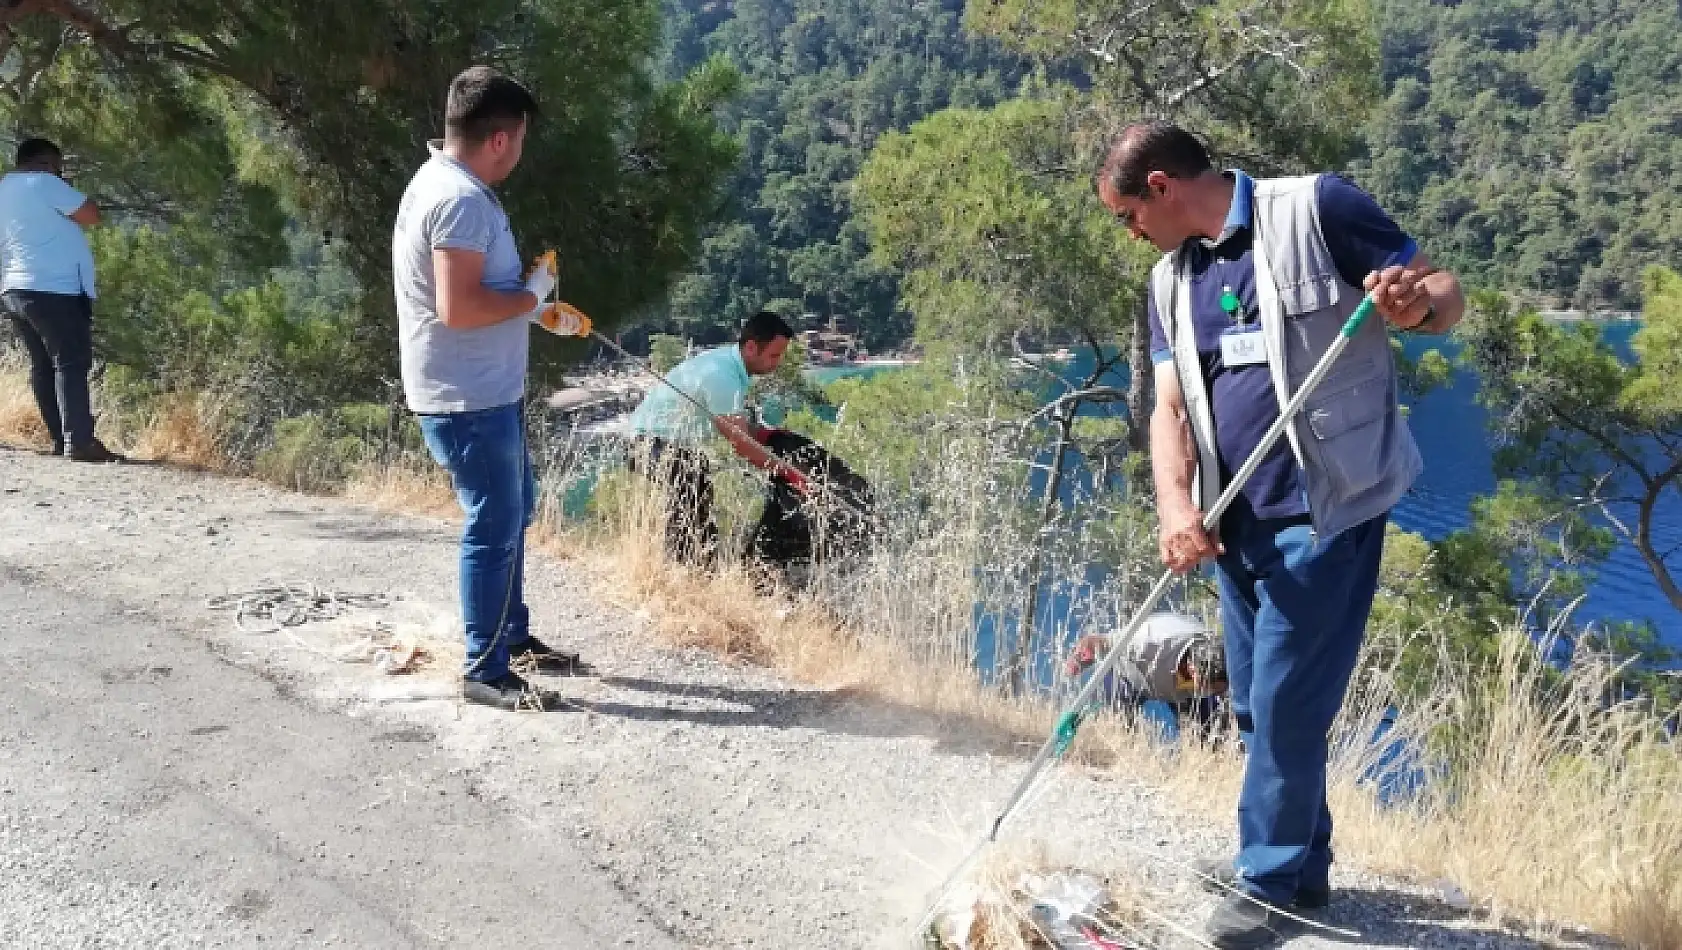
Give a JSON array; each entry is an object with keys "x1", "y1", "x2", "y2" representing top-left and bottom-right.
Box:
[{"x1": 912, "y1": 295, "x2": 1382, "y2": 940}]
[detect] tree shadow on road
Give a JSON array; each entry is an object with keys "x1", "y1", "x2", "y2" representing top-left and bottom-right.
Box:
[
  {"x1": 1284, "y1": 883, "x2": 1622, "y2": 950},
  {"x1": 574, "y1": 674, "x2": 1035, "y2": 757}
]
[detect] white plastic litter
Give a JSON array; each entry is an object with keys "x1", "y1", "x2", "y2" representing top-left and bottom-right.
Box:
[
  {"x1": 1435, "y1": 878, "x2": 1472, "y2": 911},
  {"x1": 1021, "y1": 871, "x2": 1129, "y2": 949},
  {"x1": 925, "y1": 870, "x2": 1136, "y2": 950},
  {"x1": 926, "y1": 882, "x2": 983, "y2": 949}
]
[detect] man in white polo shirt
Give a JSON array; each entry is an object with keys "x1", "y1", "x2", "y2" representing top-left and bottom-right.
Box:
[{"x1": 0, "y1": 137, "x2": 120, "y2": 462}]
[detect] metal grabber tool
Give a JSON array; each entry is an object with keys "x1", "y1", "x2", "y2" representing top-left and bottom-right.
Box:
[
  {"x1": 527, "y1": 252, "x2": 871, "y2": 522},
  {"x1": 912, "y1": 294, "x2": 1384, "y2": 940}
]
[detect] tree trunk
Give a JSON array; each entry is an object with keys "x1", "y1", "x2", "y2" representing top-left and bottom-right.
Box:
[
  {"x1": 1126, "y1": 297, "x2": 1153, "y2": 454},
  {"x1": 1007, "y1": 399, "x2": 1076, "y2": 696},
  {"x1": 1637, "y1": 474, "x2": 1682, "y2": 616}
]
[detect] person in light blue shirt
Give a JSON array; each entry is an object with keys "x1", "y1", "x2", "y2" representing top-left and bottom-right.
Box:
[
  {"x1": 0, "y1": 137, "x2": 120, "y2": 462},
  {"x1": 628, "y1": 311, "x2": 806, "y2": 567}
]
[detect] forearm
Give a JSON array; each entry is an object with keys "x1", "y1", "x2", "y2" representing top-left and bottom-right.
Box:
[
  {"x1": 718, "y1": 419, "x2": 790, "y2": 476},
  {"x1": 440, "y1": 286, "x2": 538, "y2": 331},
  {"x1": 1150, "y1": 401, "x2": 1199, "y2": 513}
]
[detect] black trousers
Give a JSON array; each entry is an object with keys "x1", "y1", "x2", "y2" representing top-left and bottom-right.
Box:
[
  {"x1": 3, "y1": 290, "x2": 95, "y2": 450},
  {"x1": 633, "y1": 437, "x2": 719, "y2": 568}
]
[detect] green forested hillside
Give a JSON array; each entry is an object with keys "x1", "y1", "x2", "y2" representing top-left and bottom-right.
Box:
[
  {"x1": 652, "y1": 0, "x2": 1030, "y2": 348},
  {"x1": 656, "y1": 0, "x2": 1682, "y2": 344},
  {"x1": 1351, "y1": 0, "x2": 1682, "y2": 310}
]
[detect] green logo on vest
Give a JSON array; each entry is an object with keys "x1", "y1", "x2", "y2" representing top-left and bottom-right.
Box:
[{"x1": 1220, "y1": 285, "x2": 1241, "y2": 319}]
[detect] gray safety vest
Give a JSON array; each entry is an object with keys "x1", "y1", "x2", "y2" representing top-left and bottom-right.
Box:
[{"x1": 1149, "y1": 174, "x2": 1422, "y2": 540}]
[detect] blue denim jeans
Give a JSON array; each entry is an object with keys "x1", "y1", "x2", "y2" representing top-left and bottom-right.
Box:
[
  {"x1": 1215, "y1": 498, "x2": 1387, "y2": 905},
  {"x1": 417, "y1": 402, "x2": 536, "y2": 683}
]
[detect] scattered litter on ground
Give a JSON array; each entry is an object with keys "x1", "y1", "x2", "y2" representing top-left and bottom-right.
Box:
[
  {"x1": 926, "y1": 867, "x2": 1146, "y2": 950},
  {"x1": 334, "y1": 629, "x2": 429, "y2": 675},
  {"x1": 1435, "y1": 879, "x2": 1472, "y2": 911}
]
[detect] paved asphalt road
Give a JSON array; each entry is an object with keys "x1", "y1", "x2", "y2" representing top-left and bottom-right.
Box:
[{"x1": 0, "y1": 564, "x2": 682, "y2": 949}]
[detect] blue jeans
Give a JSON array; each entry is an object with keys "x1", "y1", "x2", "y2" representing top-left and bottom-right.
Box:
[
  {"x1": 417, "y1": 402, "x2": 536, "y2": 683},
  {"x1": 1215, "y1": 499, "x2": 1387, "y2": 905}
]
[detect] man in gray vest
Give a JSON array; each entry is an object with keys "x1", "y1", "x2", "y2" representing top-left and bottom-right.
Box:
[{"x1": 1096, "y1": 121, "x2": 1464, "y2": 948}]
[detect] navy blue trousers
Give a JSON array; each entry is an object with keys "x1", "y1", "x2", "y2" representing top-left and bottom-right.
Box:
[{"x1": 1215, "y1": 499, "x2": 1387, "y2": 904}]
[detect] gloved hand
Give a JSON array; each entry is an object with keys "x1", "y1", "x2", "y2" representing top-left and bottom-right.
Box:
[
  {"x1": 1064, "y1": 634, "x2": 1108, "y2": 678},
  {"x1": 780, "y1": 467, "x2": 810, "y2": 497},
  {"x1": 524, "y1": 252, "x2": 557, "y2": 312},
  {"x1": 532, "y1": 301, "x2": 592, "y2": 338}
]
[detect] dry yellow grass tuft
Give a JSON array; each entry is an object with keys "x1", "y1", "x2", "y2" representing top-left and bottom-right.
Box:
[
  {"x1": 124, "y1": 391, "x2": 228, "y2": 470},
  {"x1": 344, "y1": 461, "x2": 461, "y2": 521},
  {"x1": 0, "y1": 359, "x2": 51, "y2": 450}
]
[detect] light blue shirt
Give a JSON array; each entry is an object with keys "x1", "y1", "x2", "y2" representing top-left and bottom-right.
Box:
[
  {"x1": 0, "y1": 171, "x2": 97, "y2": 298},
  {"x1": 392, "y1": 143, "x2": 529, "y2": 414},
  {"x1": 629, "y1": 344, "x2": 751, "y2": 442}
]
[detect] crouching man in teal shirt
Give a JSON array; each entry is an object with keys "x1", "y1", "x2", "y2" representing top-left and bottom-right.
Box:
[{"x1": 627, "y1": 311, "x2": 809, "y2": 567}]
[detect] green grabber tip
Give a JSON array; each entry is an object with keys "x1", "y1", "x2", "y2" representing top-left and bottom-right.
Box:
[
  {"x1": 1052, "y1": 708, "x2": 1085, "y2": 756},
  {"x1": 1341, "y1": 295, "x2": 1378, "y2": 338}
]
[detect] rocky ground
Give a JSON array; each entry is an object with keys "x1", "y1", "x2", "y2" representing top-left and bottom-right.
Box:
[{"x1": 0, "y1": 443, "x2": 1612, "y2": 949}]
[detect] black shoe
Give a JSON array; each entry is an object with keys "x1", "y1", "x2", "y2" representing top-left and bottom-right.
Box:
[
  {"x1": 1205, "y1": 893, "x2": 1288, "y2": 950},
  {"x1": 67, "y1": 438, "x2": 124, "y2": 463},
  {"x1": 1194, "y1": 858, "x2": 1330, "y2": 909},
  {"x1": 510, "y1": 637, "x2": 593, "y2": 676},
  {"x1": 461, "y1": 673, "x2": 566, "y2": 711}
]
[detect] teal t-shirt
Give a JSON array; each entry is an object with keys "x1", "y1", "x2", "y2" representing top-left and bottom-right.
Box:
[{"x1": 629, "y1": 344, "x2": 751, "y2": 443}]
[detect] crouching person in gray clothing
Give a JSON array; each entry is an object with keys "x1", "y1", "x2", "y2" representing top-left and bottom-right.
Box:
[{"x1": 1063, "y1": 612, "x2": 1230, "y2": 742}]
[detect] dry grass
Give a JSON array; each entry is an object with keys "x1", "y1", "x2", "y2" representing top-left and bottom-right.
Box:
[
  {"x1": 343, "y1": 460, "x2": 460, "y2": 520},
  {"x1": 578, "y1": 481, "x2": 1054, "y2": 742},
  {"x1": 0, "y1": 358, "x2": 51, "y2": 449},
  {"x1": 123, "y1": 391, "x2": 229, "y2": 470},
  {"x1": 567, "y1": 444, "x2": 1682, "y2": 947}
]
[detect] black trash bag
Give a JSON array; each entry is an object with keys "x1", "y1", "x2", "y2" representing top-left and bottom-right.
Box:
[{"x1": 744, "y1": 429, "x2": 879, "y2": 577}]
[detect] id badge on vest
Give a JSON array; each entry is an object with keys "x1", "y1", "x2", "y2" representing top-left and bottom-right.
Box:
[
  {"x1": 1220, "y1": 326, "x2": 1266, "y2": 367},
  {"x1": 1217, "y1": 283, "x2": 1266, "y2": 367}
]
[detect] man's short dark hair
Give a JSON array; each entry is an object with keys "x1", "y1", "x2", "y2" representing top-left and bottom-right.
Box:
[
  {"x1": 445, "y1": 66, "x2": 538, "y2": 144},
  {"x1": 740, "y1": 310, "x2": 795, "y2": 345},
  {"x1": 16, "y1": 138, "x2": 61, "y2": 168},
  {"x1": 1098, "y1": 120, "x2": 1212, "y2": 198}
]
